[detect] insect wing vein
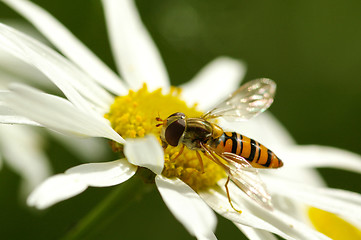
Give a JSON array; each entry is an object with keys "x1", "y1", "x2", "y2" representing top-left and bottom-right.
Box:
[
  {"x1": 219, "y1": 152, "x2": 273, "y2": 210},
  {"x1": 202, "y1": 78, "x2": 276, "y2": 121}
]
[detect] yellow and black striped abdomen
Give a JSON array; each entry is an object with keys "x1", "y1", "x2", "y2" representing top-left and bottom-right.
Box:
[{"x1": 211, "y1": 132, "x2": 283, "y2": 168}]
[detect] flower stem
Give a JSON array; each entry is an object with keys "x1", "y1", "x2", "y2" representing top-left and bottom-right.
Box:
[{"x1": 61, "y1": 176, "x2": 153, "y2": 240}]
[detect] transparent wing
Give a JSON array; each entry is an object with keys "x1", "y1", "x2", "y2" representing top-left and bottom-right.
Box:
[
  {"x1": 201, "y1": 143, "x2": 273, "y2": 210},
  {"x1": 202, "y1": 78, "x2": 276, "y2": 121},
  {"x1": 220, "y1": 152, "x2": 273, "y2": 210}
]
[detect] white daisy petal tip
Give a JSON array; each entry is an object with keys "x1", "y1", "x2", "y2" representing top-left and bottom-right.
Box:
[
  {"x1": 180, "y1": 56, "x2": 247, "y2": 111},
  {"x1": 65, "y1": 159, "x2": 137, "y2": 187},
  {"x1": 124, "y1": 134, "x2": 164, "y2": 175},
  {"x1": 102, "y1": 0, "x2": 170, "y2": 91},
  {"x1": 27, "y1": 159, "x2": 137, "y2": 209},
  {"x1": 27, "y1": 174, "x2": 87, "y2": 209},
  {"x1": 215, "y1": 56, "x2": 247, "y2": 73}
]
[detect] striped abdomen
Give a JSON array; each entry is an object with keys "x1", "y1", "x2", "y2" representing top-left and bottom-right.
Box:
[{"x1": 210, "y1": 132, "x2": 283, "y2": 168}]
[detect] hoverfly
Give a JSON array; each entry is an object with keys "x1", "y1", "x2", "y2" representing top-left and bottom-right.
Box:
[{"x1": 156, "y1": 78, "x2": 283, "y2": 211}]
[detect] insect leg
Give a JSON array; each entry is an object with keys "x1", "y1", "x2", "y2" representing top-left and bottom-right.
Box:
[
  {"x1": 195, "y1": 151, "x2": 205, "y2": 173},
  {"x1": 225, "y1": 176, "x2": 242, "y2": 214},
  {"x1": 161, "y1": 141, "x2": 168, "y2": 150},
  {"x1": 171, "y1": 144, "x2": 185, "y2": 161},
  {"x1": 200, "y1": 143, "x2": 227, "y2": 169}
]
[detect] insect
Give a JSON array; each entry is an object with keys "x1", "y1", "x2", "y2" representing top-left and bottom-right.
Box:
[{"x1": 156, "y1": 78, "x2": 283, "y2": 211}]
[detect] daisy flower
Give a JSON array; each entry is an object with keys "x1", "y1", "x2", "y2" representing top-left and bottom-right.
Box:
[{"x1": 0, "y1": 0, "x2": 361, "y2": 239}]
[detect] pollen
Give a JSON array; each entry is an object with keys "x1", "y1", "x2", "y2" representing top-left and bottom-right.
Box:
[{"x1": 105, "y1": 84, "x2": 225, "y2": 191}]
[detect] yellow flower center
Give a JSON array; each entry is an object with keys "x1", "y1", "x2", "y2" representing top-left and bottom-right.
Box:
[
  {"x1": 104, "y1": 84, "x2": 225, "y2": 191},
  {"x1": 308, "y1": 207, "x2": 361, "y2": 239}
]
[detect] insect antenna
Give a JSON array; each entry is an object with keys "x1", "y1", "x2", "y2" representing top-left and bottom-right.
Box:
[{"x1": 155, "y1": 114, "x2": 165, "y2": 127}]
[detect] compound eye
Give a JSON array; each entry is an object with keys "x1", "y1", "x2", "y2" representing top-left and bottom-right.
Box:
[
  {"x1": 165, "y1": 118, "x2": 186, "y2": 146},
  {"x1": 168, "y1": 112, "x2": 185, "y2": 119}
]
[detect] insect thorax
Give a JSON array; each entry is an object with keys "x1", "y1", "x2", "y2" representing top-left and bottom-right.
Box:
[{"x1": 182, "y1": 118, "x2": 213, "y2": 150}]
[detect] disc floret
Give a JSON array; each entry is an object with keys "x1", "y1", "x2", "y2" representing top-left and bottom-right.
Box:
[{"x1": 105, "y1": 84, "x2": 225, "y2": 191}]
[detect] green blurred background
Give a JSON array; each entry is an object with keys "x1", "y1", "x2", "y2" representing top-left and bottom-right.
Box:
[{"x1": 0, "y1": 0, "x2": 360, "y2": 239}]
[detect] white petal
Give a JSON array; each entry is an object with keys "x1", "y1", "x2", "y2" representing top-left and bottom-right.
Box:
[
  {"x1": 228, "y1": 180, "x2": 331, "y2": 240},
  {"x1": 278, "y1": 145, "x2": 361, "y2": 173},
  {"x1": 270, "y1": 209, "x2": 330, "y2": 240},
  {"x1": 28, "y1": 159, "x2": 136, "y2": 209},
  {"x1": 0, "y1": 46, "x2": 53, "y2": 89},
  {"x1": 0, "y1": 67, "x2": 51, "y2": 90},
  {"x1": 264, "y1": 175, "x2": 361, "y2": 222},
  {"x1": 6, "y1": 84, "x2": 124, "y2": 143},
  {"x1": 0, "y1": 23, "x2": 112, "y2": 111},
  {"x1": 155, "y1": 176, "x2": 217, "y2": 239},
  {"x1": 0, "y1": 19, "x2": 53, "y2": 89},
  {"x1": 199, "y1": 187, "x2": 290, "y2": 239},
  {"x1": 0, "y1": 69, "x2": 22, "y2": 88},
  {"x1": 65, "y1": 159, "x2": 137, "y2": 187},
  {"x1": 236, "y1": 224, "x2": 278, "y2": 240},
  {"x1": 200, "y1": 185, "x2": 329, "y2": 240},
  {"x1": 0, "y1": 111, "x2": 41, "y2": 126},
  {"x1": 2, "y1": 0, "x2": 127, "y2": 96},
  {"x1": 102, "y1": 0, "x2": 169, "y2": 91},
  {"x1": 27, "y1": 174, "x2": 88, "y2": 209},
  {"x1": 181, "y1": 57, "x2": 246, "y2": 111},
  {"x1": 124, "y1": 135, "x2": 164, "y2": 174},
  {"x1": 266, "y1": 167, "x2": 326, "y2": 191},
  {"x1": 0, "y1": 125, "x2": 52, "y2": 194},
  {"x1": 0, "y1": 90, "x2": 41, "y2": 125}
]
